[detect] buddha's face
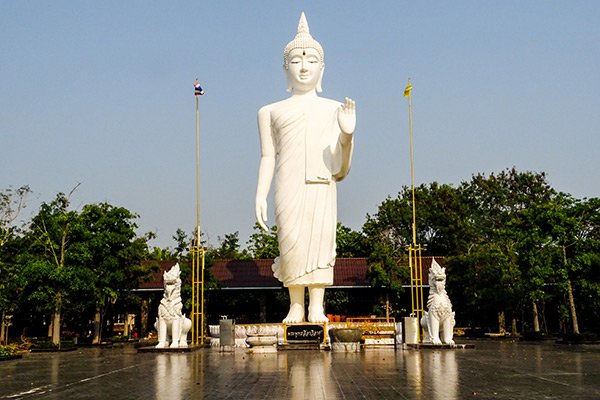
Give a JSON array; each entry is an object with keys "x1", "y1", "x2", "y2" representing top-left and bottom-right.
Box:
[{"x1": 285, "y1": 47, "x2": 324, "y2": 93}]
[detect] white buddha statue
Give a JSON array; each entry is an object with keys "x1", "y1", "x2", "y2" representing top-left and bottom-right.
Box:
[{"x1": 255, "y1": 12, "x2": 356, "y2": 323}]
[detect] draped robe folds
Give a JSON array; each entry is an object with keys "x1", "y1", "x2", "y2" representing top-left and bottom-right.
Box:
[{"x1": 269, "y1": 97, "x2": 353, "y2": 287}]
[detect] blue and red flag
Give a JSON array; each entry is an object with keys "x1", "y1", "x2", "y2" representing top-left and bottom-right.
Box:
[{"x1": 194, "y1": 80, "x2": 204, "y2": 96}]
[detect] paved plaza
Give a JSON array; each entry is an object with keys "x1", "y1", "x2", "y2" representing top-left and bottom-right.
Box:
[{"x1": 1, "y1": 339, "x2": 599, "y2": 399}]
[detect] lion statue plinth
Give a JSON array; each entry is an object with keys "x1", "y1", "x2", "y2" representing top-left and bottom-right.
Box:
[
  {"x1": 420, "y1": 258, "x2": 455, "y2": 345},
  {"x1": 155, "y1": 263, "x2": 192, "y2": 348}
]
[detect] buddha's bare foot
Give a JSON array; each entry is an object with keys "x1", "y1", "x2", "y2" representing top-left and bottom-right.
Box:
[
  {"x1": 283, "y1": 303, "x2": 305, "y2": 323},
  {"x1": 308, "y1": 307, "x2": 328, "y2": 323}
]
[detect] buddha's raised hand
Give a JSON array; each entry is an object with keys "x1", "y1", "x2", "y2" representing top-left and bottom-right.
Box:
[{"x1": 338, "y1": 97, "x2": 356, "y2": 135}]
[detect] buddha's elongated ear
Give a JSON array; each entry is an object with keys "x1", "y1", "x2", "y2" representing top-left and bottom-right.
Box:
[
  {"x1": 284, "y1": 64, "x2": 293, "y2": 92},
  {"x1": 316, "y1": 64, "x2": 325, "y2": 93}
]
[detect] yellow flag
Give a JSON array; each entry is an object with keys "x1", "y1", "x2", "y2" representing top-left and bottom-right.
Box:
[{"x1": 404, "y1": 82, "x2": 413, "y2": 97}]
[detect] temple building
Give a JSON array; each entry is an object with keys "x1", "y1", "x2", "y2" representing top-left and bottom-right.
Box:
[{"x1": 133, "y1": 257, "x2": 439, "y2": 335}]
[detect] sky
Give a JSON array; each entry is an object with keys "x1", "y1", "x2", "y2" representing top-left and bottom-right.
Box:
[{"x1": 1, "y1": 1, "x2": 599, "y2": 251}]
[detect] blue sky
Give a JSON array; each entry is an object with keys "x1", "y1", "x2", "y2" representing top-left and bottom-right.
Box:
[{"x1": 1, "y1": 1, "x2": 599, "y2": 250}]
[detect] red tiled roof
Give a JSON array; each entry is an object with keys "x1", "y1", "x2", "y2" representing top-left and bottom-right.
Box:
[
  {"x1": 211, "y1": 258, "x2": 372, "y2": 289},
  {"x1": 137, "y1": 260, "x2": 178, "y2": 290},
  {"x1": 137, "y1": 257, "x2": 443, "y2": 290},
  {"x1": 330, "y1": 258, "x2": 370, "y2": 287},
  {"x1": 211, "y1": 259, "x2": 280, "y2": 289},
  {"x1": 211, "y1": 257, "x2": 442, "y2": 289}
]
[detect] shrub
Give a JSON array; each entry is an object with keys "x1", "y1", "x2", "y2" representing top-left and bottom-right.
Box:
[
  {"x1": 110, "y1": 335, "x2": 131, "y2": 342},
  {"x1": 522, "y1": 331, "x2": 546, "y2": 341},
  {"x1": 0, "y1": 344, "x2": 20, "y2": 358},
  {"x1": 32, "y1": 339, "x2": 76, "y2": 350},
  {"x1": 562, "y1": 332, "x2": 598, "y2": 343}
]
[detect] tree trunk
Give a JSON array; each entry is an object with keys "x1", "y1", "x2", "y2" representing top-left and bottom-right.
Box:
[
  {"x1": 0, "y1": 311, "x2": 5, "y2": 344},
  {"x1": 532, "y1": 302, "x2": 540, "y2": 333},
  {"x1": 124, "y1": 312, "x2": 130, "y2": 337},
  {"x1": 141, "y1": 299, "x2": 149, "y2": 337},
  {"x1": 47, "y1": 315, "x2": 53, "y2": 338},
  {"x1": 385, "y1": 294, "x2": 390, "y2": 322},
  {"x1": 558, "y1": 302, "x2": 566, "y2": 335},
  {"x1": 92, "y1": 305, "x2": 102, "y2": 344},
  {"x1": 563, "y1": 245, "x2": 579, "y2": 335},
  {"x1": 51, "y1": 309, "x2": 61, "y2": 346},
  {"x1": 498, "y1": 311, "x2": 506, "y2": 334},
  {"x1": 540, "y1": 301, "x2": 548, "y2": 334},
  {"x1": 566, "y1": 278, "x2": 579, "y2": 335},
  {"x1": 511, "y1": 317, "x2": 518, "y2": 336}
]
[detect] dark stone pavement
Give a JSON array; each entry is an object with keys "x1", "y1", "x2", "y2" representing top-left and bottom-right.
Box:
[{"x1": 1, "y1": 340, "x2": 600, "y2": 399}]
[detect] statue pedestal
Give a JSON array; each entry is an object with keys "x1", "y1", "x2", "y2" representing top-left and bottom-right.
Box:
[{"x1": 404, "y1": 317, "x2": 419, "y2": 344}]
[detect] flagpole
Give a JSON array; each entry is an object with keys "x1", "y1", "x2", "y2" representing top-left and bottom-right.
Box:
[
  {"x1": 193, "y1": 80, "x2": 205, "y2": 345},
  {"x1": 405, "y1": 79, "x2": 423, "y2": 342},
  {"x1": 407, "y1": 80, "x2": 416, "y2": 246},
  {"x1": 196, "y1": 94, "x2": 206, "y2": 345},
  {"x1": 195, "y1": 95, "x2": 201, "y2": 252}
]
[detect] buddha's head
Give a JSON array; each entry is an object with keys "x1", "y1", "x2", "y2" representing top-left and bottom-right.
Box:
[{"x1": 283, "y1": 12, "x2": 324, "y2": 93}]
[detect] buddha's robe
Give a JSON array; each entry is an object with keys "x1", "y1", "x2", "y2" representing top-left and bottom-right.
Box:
[{"x1": 269, "y1": 97, "x2": 353, "y2": 286}]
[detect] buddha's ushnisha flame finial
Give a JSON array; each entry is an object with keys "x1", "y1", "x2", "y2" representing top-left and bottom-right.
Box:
[
  {"x1": 297, "y1": 11, "x2": 309, "y2": 34},
  {"x1": 283, "y1": 12, "x2": 324, "y2": 69}
]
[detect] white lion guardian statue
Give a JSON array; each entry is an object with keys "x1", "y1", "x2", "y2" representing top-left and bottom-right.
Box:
[
  {"x1": 421, "y1": 258, "x2": 455, "y2": 345},
  {"x1": 155, "y1": 263, "x2": 192, "y2": 348}
]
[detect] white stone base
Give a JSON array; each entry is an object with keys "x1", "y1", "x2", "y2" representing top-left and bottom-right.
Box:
[
  {"x1": 247, "y1": 345, "x2": 277, "y2": 354},
  {"x1": 208, "y1": 323, "x2": 285, "y2": 348},
  {"x1": 331, "y1": 342, "x2": 360, "y2": 352},
  {"x1": 245, "y1": 334, "x2": 278, "y2": 354},
  {"x1": 364, "y1": 337, "x2": 395, "y2": 346}
]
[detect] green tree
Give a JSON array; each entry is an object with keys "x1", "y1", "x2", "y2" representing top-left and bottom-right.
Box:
[
  {"x1": 0, "y1": 185, "x2": 31, "y2": 343},
  {"x1": 362, "y1": 183, "x2": 468, "y2": 257},
  {"x1": 172, "y1": 228, "x2": 190, "y2": 259},
  {"x1": 362, "y1": 197, "x2": 410, "y2": 318},
  {"x1": 417, "y1": 182, "x2": 471, "y2": 255},
  {"x1": 361, "y1": 182, "x2": 466, "y2": 317},
  {"x1": 447, "y1": 242, "x2": 523, "y2": 331},
  {"x1": 336, "y1": 223, "x2": 368, "y2": 257},
  {"x1": 210, "y1": 231, "x2": 250, "y2": 260},
  {"x1": 20, "y1": 191, "x2": 84, "y2": 345},
  {"x1": 247, "y1": 222, "x2": 367, "y2": 259},
  {"x1": 148, "y1": 228, "x2": 189, "y2": 261},
  {"x1": 571, "y1": 197, "x2": 600, "y2": 333},
  {"x1": 526, "y1": 195, "x2": 600, "y2": 335},
  {"x1": 452, "y1": 168, "x2": 557, "y2": 332},
  {"x1": 75, "y1": 203, "x2": 153, "y2": 343},
  {"x1": 0, "y1": 236, "x2": 24, "y2": 344},
  {"x1": 247, "y1": 223, "x2": 279, "y2": 259},
  {"x1": 0, "y1": 185, "x2": 30, "y2": 248},
  {"x1": 18, "y1": 190, "x2": 154, "y2": 344}
]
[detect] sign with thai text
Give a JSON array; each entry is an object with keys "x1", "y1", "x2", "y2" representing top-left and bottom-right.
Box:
[{"x1": 285, "y1": 324, "x2": 324, "y2": 342}]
